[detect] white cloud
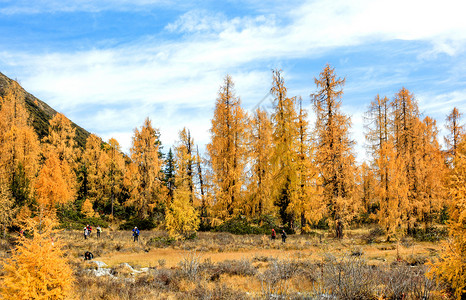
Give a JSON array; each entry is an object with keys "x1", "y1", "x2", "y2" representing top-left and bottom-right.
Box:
[{"x1": 2, "y1": 0, "x2": 466, "y2": 157}]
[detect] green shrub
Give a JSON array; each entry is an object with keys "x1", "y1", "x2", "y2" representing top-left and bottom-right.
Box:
[
  {"x1": 119, "y1": 218, "x2": 156, "y2": 230},
  {"x1": 147, "y1": 236, "x2": 176, "y2": 247},
  {"x1": 213, "y1": 215, "x2": 271, "y2": 235},
  {"x1": 414, "y1": 226, "x2": 448, "y2": 242}
]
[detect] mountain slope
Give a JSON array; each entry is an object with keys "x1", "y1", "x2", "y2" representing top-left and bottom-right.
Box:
[{"x1": 0, "y1": 72, "x2": 90, "y2": 148}]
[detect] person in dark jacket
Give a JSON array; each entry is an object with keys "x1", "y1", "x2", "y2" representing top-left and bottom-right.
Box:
[
  {"x1": 281, "y1": 230, "x2": 287, "y2": 243},
  {"x1": 84, "y1": 251, "x2": 94, "y2": 260},
  {"x1": 132, "y1": 227, "x2": 140, "y2": 242}
]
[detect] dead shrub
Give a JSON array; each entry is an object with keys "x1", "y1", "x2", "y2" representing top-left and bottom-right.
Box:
[
  {"x1": 259, "y1": 259, "x2": 299, "y2": 299},
  {"x1": 179, "y1": 251, "x2": 202, "y2": 281},
  {"x1": 188, "y1": 282, "x2": 249, "y2": 300},
  {"x1": 135, "y1": 268, "x2": 180, "y2": 291},
  {"x1": 321, "y1": 254, "x2": 377, "y2": 299},
  {"x1": 73, "y1": 273, "x2": 159, "y2": 299},
  {"x1": 217, "y1": 258, "x2": 257, "y2": 276},
  {"x1": 378, "y1": 263, "x2": 439, "y2": 300}
]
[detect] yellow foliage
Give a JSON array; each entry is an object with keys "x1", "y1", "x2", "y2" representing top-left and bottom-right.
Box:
[
  {"x1": 0, "y1": 219, "x2": 74, "y2": 299},
  {"x1": 81, "y1": 198, "x2": 96, "y2": 218},
  {"x1": 165, "y1": 186, "x2": 200, "y2": 240},
  {"x1": 246, "y1": 108, "x2": 275, "y2": 218},
  {"x1": 311, "y1": 64, "x2": 356, "y2": 237},
  {"x1": 35, "y1": 150, "x2": 74, "y2": 218},
  {"x1": 13, "y1": 205, "x2": 32, "y2": 229},
  {"x1": 207, "y1": 75, "x2": 247, "y2": 218},
  {"x1": 0, "y1": 81, "x2": 40, "y2": 221},
  {"x1": 428, "y1": 138, "x2": 466, "y2": 299},
  {"x1": 0, "y1": 179, "x2": 15, "y2": 237},
  {"x1": 166, "y1": 129, "x2": 200, "y2": 239},
  {"x1": 129, "y1": 117, "x2": 165, "y2": 218}
]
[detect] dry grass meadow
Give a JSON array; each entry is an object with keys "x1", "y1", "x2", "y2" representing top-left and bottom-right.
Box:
[{"x1": 31, "y1": 226, "x2": 448, "y2": 299}]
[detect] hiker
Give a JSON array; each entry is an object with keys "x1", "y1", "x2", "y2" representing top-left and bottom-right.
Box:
[
  {"x1": 83, "y1": 226, "x2": 89, "y2": 239},
  {"x1": 96, "y1": 226, "x2": 102, "y2": 238},
  {"x1": 84, "y1": 251, "x2": 94, "y2": 260},
  {"x1": 281, "y1": 229, "x2": 287, "y2": 243},
  {"x1": 86, "y1": 224, "x2": 92, "y2": 236},
  {"x1": 132, "y1": 227, "x2": 140, "y2": 242},
  {"x1": 271, "y1": 229, "x2": 276, "y2": 240}
]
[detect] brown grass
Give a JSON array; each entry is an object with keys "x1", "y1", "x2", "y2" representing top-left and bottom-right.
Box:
[{"x1": 0, "y1": 227, "x2": 449, "y2": 299}]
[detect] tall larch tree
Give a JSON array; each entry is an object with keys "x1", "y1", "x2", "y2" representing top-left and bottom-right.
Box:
[
  {"x1": 105, "y1": 138, "x2": 126, "y2": 218},
  {"x1": 165, "y1": 128, "x2": 200, "y2": 239},
  {"x1": 34, "y1": 151, "x2": 75, "y2": 224},
  {"x1": 445, "y1": 107, "x2": 464, "y2": 162},
  {"x1": 207, "y1": 75, "x2": 247, "y2": 219},
  {"x1": 176, "y1": 128, "x2": 196, "y2": 204},
  {"x1": 0, "y1": 81, "x2": 40, "y2": 211},
  {"x1": 247, "y1": 108, "x2": 274, "y2": 218},
  {"x1": 391, "y1": 88, "x2": 421, "y2": 234},
  {"x1": 416, "y1": 117, "x2": 446, "y2": 229},
  {"x1": 43, "y1": 113, "x2": 79, "y2": 170},
  {"x1": 311, "y1": 64, "x2": 356, "y2": 239},
  {"x1": 42, "y1": 113, "x2": 78, "y2": 203},
  {"x1": 129, "y1": 118, "x2": 166, "y2": 219},
  {"x1": 294, "y1": 97, "x2": 321, "y2": 230},
  {"x1": 82, "y1": 134, "x2": 106, "y2": 216},
  {"x1": 365, "y1": 94, "x2": 406, "y2": 240},
  {"x1": 429, "y1": 136, "x2": 466, "y2": 299},
  {"x1": 270, "y1": 69, "x2": 299, "y2": 230},
  {"x1": 359, "y1": 162, "x2": 376, "y2": 222}
]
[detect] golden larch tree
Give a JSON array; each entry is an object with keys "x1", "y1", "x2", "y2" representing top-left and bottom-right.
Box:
[
  {"x1": 415, "y1": 116, "x2": 446, "y2": 229},
  {"x1": 270, "y1": 69, "x2": 299, "y2": 230},
  {"x1": 0, "y1": 81, "x2": 40, "y2": 210},
  {"x1": 207, "y1": 75, "x2": 247, "y2": 219},
  {"x1": 81, "y1": 198, "x2": 96, "y2": 218},
  {"x1": 246, "y1": 108, "x2": 275, "y2": 218},
  {"x1": 429, "y1": 136, "x2": 466, "y2": 299},
  {"x1": 391, "y1": 88, "x2": 427, "y2": 234},
  {"x1": 129, "y1": 117, "x2": 166, "y2": 218},
  {"x1": 293, "y1": 97, "x2": 321, "y2": 231},
  {"x1": 34, "y1": 150, "x2": 75, "y2": 223},
  {"x1": 43, "y1": 112, "x2": 79, "y2": 169},
  {"x1": 104, "y1": 137, "x2": 126, "y2": 218},
  {"x1": 445, "y1": 107, "x2": 464, "y2": 162},
  {"x1": 82, "y1": 134, "x2": 107, "y2": 213},
  {"x1": 175, "y1": 128, "x2": 196, "y2": 203},
  {"x1": 311, "y1": 64, "x2": 356, "y2": 238},
  {"x1": 165, "y1": 128, "x2": 200, "y2": 239},
  {"x1": 1, "y1": 218, "x2": 74, "y2": 299},
  {"x1": 365, "y1": 94, "x2": 406, "y2": 240},
  {"x1": 42, "y1": 113, "x2": 78, "y2": 202}
]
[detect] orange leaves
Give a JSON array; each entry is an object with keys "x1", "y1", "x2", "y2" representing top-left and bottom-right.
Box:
[
  {"x1": 34, "y1": 150, "x2": 74, "y2": 215},
  {"x1": 0, "y1": 219, "x2": 74, "y2": 299},
  {"x1": 429, "y1": 139, "x2": 466, "y2": 299},
  {"x1": 312, "y1": 65, "x2": 355, "y2": 237},
  {"x1": 207, "y1": 75, "x2": 247, "y2": 218},
  {"x1": 129, "y1": 118, "x2": 165, "y2": 218}
]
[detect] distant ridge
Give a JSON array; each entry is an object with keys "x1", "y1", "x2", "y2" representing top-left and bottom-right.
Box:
[{"x1": 0, "y1": 72, "x2": 90, "y2": 148}]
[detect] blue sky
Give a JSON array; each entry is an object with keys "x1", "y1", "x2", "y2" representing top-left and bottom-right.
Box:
[{"x1": 1, "y1": 0, "x2": 465, "y2": 161}]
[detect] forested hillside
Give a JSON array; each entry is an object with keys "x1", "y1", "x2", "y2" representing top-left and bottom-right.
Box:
[{"x1": 0, "y1": 72, "x2": 90, "y2": 148}]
